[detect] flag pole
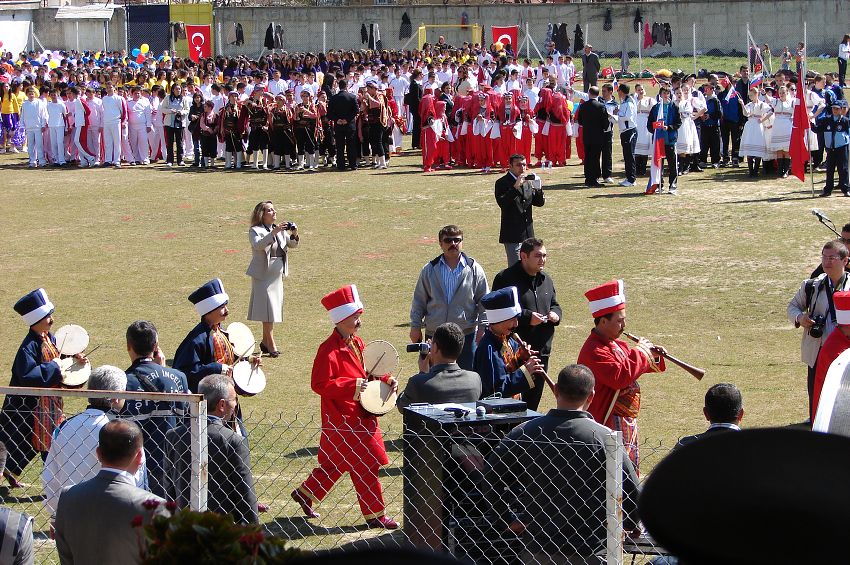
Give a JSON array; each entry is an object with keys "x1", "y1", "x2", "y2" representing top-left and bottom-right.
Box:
[{"x1": 804, "y1": 21, "x2": 815, "y2": 197}]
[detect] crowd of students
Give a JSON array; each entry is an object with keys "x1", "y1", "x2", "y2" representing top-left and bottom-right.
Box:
[{"x1": 0, "y1": 41, "x2": 846, "y2": 192}]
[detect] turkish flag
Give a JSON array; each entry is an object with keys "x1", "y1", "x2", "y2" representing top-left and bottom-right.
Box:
[
  {"x1": 186, "y1": 25, "x2": 211, "y2": 62},
  {"x1": 491, "y1": 25, "x2": 519, "y2": 51}
]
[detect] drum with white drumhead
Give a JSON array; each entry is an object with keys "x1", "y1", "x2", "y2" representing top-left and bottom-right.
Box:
[
  {"x1": 232, "y1": 360, "x2": 266, "y2": 396},
  {"x1": 359, "y1": 340, "x2": 399, "y2": 415},
  {"x1": 54, "y1": 324, "x2": 89, "y2": 356}
]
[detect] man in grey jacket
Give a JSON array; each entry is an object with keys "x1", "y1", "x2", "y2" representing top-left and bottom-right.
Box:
[
  {"x1": 55, "y1": 420, "x2": 168, "y2": 565},
  {"x1": 788, "y1": 240, "x2": 850, "y2": 419},
  {"x1": 410, "y1": 225, "x2": 489, "y2": 370},
  {"x1": 397, "y1": 322, "x2": 482, "y2": 411}
]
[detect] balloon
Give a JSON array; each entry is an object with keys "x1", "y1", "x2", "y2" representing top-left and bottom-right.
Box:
[
  {"x1": 140, "y1": 43, "x2": 149, "y2": 54},
  {"x1": 0, "y1": 41, "x2": 4, "y2": 48},
  {"x1": 95, "y1": 51, "x2": 101, "y2": 60},
  {"x1": 131, "y1": 48, "x2": 140, "y2": 57},
  {"x1": 136, "y1": 53, "x2": 145, "y2": 64},
  {"x1": 163, "y1": 56, "x2": 171, "y2": 62},
  {"x1": 48, "y1": 60, "x2": 58, "y2": 69}
]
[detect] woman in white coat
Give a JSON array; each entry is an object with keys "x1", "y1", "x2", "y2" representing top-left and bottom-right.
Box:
[{"x1": 246, "y1": 201, "x2": 299, "y2": 357}]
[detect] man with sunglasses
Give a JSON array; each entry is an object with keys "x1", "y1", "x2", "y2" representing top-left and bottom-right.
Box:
[{"x1": 410, "y1": 225, "x2": 489, "y2": 370}]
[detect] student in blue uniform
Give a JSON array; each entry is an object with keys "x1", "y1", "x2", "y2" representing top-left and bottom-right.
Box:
[{"x1": 820, "y1": 99, "x2": 850, "y2": 197}]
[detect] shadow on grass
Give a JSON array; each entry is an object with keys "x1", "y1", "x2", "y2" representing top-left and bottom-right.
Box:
[
  {"x1": 588, "y1": 191, "x2": 648, "y2": 199},
  {"x1": 719, "y1": 193, "x2": 819, "y2": 205},
  {"x1": 284, "y1": 438, "x2": 405, "y2": 460},
  {"x1": 0, "y1": 491, "x2": 45, "y2": 504},
  {"x1": 265, "y1": 516, "x2": 372, "y2": 540}
]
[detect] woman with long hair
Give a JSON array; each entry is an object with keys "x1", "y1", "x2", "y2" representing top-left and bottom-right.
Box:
[
  {"x1": 246, "y1": 200, "x2": 300, "y2": 357},
  {"x1": 161, "y1": 83, "x2": 190, "y2": 166},
  {"x1": 187, "y1": 91, "x2": 204, "y2": 166}
]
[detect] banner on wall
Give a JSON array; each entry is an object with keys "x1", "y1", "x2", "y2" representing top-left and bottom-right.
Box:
[
  {"x1": 186, "y1": 24, "x2": 211, "y2": 62},
  {"x1": 491, "y1": 25, "x2": 518, "y2": 50}
]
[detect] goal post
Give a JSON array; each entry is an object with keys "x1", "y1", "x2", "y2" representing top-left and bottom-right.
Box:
[{"x1": 417, "y1": 24, "x2": 482, "y2": 50}]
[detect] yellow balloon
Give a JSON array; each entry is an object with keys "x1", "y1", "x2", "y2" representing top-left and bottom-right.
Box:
[
  {"x1": 141, "y1": 43, "x2": 149, "y2": 54},
  {"x1": 95, "y1": 51, "x2": 101, "y2": 60},
  {"x1": 163, "y1": 56, "x2": 171, "y2": 62},
  {"x1": 48, "y1": 60, "x2": 58, "y2": 69}
]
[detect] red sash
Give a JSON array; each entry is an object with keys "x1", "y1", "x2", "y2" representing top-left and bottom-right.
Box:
[{"x1": 79, "y1": 98, "x2": 93, "y2": 156}]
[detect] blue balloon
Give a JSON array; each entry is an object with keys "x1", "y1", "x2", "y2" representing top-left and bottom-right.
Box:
[{"x1": 131, "y1": 48, "x2": 140, "y2": 57}]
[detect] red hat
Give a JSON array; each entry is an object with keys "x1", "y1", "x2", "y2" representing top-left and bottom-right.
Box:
[
  {"x1": 585, "y1": 280, "x2": 625, "y2": 318},
  {"x1": 321, "y1": 284, "x2": 363, "y2": 324},
  {"x1": 835, "y1": 291, "x2": 850, "y2": 326}
]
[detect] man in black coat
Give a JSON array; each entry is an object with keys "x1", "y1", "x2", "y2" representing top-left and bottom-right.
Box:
[
  {"x1": 492, "y1": 237, "x2": 561, "y2": 411},
  {"x1": 575, "y1": 86, "x2": 609, "y2": 187},
  {"x1": 675, "y1": 383, "x2": 744, "y2": 449},
  {"x1": 407, "y1": 69, "x2": 423, "y2": 149},
  {"x1": 581, "y1": 44, "x2": 600, "y2": 92},
  {"x1": 483, "y1": 364, "x2": 640, "y2": 564},
  {"x1": 494, "y1": 154, "x2": 545, "y2": 267},
  {"x1": 327, "y1": 79, "x2": 359, "y2": 170},
  {"x1": 165, "y1": 374, "x2": 259, "y2": 525}
]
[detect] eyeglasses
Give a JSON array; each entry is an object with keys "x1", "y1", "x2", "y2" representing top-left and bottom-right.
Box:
[
  {"x1": 822, "y1": 255, "x2": 843, "y2": 262},
  {"x1": 442, "y1": 237, "x2": 463, "y2": 244}
]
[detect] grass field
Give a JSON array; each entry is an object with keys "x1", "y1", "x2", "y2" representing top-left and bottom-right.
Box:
[{"x1": 0, "y1": 134, "x2": 845, "y2": 560}]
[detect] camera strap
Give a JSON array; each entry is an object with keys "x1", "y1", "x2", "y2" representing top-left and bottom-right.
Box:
[{"x1": 824, "y1": 274, "x2": 847, "y2": 325}]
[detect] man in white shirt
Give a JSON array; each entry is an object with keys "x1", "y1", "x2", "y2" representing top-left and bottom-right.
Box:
[
  {"x1": 41, "y1": 366, "x2": 147, "y2": 518},
  {"x1": 20, "y1": 87, "x2": 48, "y2": 167},
  {"x1": 557, "y1": 55, "x2": 575, "y2": 89},
  {"x1": 71, "y1": 87, "x2": 95, "y2": 166},
  {"x1": 506, "y1": 69, "x2": 522, "y2": 93},
  {"x1": 523, "y1": 78, "x2": 540, "y2": 112},
  {"x1": 616, "y1": 83, "x2": 638, "y2": 187},
  {"x1": 46, "y1": 88, "x2": 68, "y2": 166},
  {"x1": 268, "y1": 69, "x2": 288, "y2": 96},
  {"x1": 199, "y1": 74, "x2": 214, "y2": 100},
  {"x1": 436, "y1": 62, "x2": 452, "y2": 86},
  {"x1": 101, "y1": 82, "x2": 126, "y2": 167},
  {"x1": 127, "y1": 86, "x2": 153, "y2": 165}
]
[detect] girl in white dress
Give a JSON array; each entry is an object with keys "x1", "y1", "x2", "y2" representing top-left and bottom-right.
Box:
[
  {"x1": 633, "y1": 83, "x2": 656, "y2": 176},
  {"x1": 769, "y1": 85, "x2": 797, "y2": 177},
  {"x1": 739, "y1": 87, "x2": 773, "y2": 176},
  {"x1": 676, "y1": 85, "x2": 702, "y2": 174}
]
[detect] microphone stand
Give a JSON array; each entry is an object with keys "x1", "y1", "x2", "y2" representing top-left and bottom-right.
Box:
[{"x1": 816, "y1": 214, "x2": 841, "y2": 238}]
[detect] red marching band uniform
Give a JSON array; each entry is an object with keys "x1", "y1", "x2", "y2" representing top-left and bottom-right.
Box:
[
  {"x1": 812, "y1": 291, "x2": 850, "y2": 421},
  {"x1": 576, "y1": 280, "x2": 665, "y2": 474},
  {"x1": 419, "y1": 90, "x2": 437, "y2": 171},
  {"x1": 451, "y1": 93, "x2": 469, "y2": 166},
  {"x1": 294, "y1": 285, "x2": 397, "y2": 527},
  {"x1": 516, "y1": 94, "x2": 538, "y2": 164},
  {"x1": 496, "y1": 91, "x2": 520, "y2": 171},
  {"x1": 547, "y1": 90, "x2": 571, "y2": 166},
  {"x1": 433, "y1": 100, "x2": 452, "y2": 169},
  {"x1": 471, "y1": 91, "x2": 495, "y2": 171},
  {"x1": 534, "y1": 87, "x2": 553, "y2": 166}
]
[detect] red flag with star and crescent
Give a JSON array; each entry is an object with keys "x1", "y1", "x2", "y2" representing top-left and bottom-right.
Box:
[{"x1": 186, "y1": 25, "x2": 211, "y2": 62}]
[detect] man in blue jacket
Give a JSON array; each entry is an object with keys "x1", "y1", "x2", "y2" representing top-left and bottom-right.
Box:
[
  {"x1": 720, "y1": 76, "x2": 743, "y2": 167},
  {"x1": 646, "y1": 85, "x2": 682, "y2": 194}
]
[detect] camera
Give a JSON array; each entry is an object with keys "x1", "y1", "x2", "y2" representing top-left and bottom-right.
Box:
[
  {"x1": 525, "y1": 173, "x2": 537, "y2": 180},
  {"x1": 282, "y1": 221, "x2": 296, "y2": 230},
  {"x1": 406, "y1": 342, "x2": 431, "y2": 355},
  {"x1": 524, "y1": 173, "x2": 542, "y2": 191},
  {"x1": 809, "y1": 315, "x2": 827, "y2": 339}
]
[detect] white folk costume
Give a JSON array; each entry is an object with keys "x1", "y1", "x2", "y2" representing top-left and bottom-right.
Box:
[{"x1": 740, "y1": 100, "x2": 772, "y2": 159}]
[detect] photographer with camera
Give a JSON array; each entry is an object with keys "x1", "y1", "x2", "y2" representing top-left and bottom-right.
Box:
[
  {"x1": 495, "y1": 154, "x2": 545, "y2": 267},
  {"x1": 246, "y1": 201, "x2": 300, "y2": 357},
  {"x1": 788, "y1": 240, "x2": 850, "y2": 421},
  {"x1": 397, "y1": 322, "x2": 482, "y2": 412}
]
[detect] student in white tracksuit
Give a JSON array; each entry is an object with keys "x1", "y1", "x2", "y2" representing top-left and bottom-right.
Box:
[
  {"x1": 101, "y1": 84, "x2": 126, "y2": 167},
  {"x1": 46, "y1": 90, "x2": 68, "y2": 166},
  {"x1": 63, "y1": 92, "x2": 77, "y2": 163},
  {"x1": 20, "y1": 87, "x2": 48, "y2": 167},
  {"x1": 85, "y1": 91, "x2": 103, "y2": 165},
  {"x1": 149, "y1": 90, "x2": 166, "y2": 161},
  {"x1": 127, "y1": 87, "x2": 152, "y2": 164}
]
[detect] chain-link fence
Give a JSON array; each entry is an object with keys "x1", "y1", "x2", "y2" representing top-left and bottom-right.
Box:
[{"x1": 1, "y1": 386, "x2": 681, "y2": 564}]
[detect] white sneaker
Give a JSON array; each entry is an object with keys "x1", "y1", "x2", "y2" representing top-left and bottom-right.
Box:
[
  {"x1": 603, "y1": 177, "x2": 615, "y2": 184},
  {"x1": 11, "y1": 147, "x2": 19, "y2": 153},
  {"x1": 619, "y1": 180, "x2": 634, "y2": 187},
  {"x1": 668, "y1": 187, "x2": 678, "y2": 195}
]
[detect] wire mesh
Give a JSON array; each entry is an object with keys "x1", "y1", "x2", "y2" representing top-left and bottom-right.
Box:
[{"x1": 0, "y1": 390, "x2": 682, "y2": 564}]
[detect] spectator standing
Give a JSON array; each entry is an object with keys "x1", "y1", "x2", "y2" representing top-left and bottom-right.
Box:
[
  {"x1": 494, "y1": 154, "x2": 545, "y2": 266},
  {"x1": 581, "y1": 45, "x2": 601, "y2": 93}
]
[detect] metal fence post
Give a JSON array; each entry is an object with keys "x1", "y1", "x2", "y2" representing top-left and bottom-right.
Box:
[
  {"x1": 605, "y1": 430, "x2": 624, "y2": 565},
  {"x1": 189, "y1": 398, "x2": 208, "y2": 512}
]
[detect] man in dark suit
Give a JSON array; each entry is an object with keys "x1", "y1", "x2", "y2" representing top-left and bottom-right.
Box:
[
  {"x1": 492, "y1": 237, "x2": 561, "y2": 411},
  {"x1": 675, "y1": 383, "x2": 744, "y2": 449},
  {"x1": 121, "y1": 320, "x2": 190, "y2": 498},
  {"x1": 328, "y1": 79, "x2": 359, "y2": 170},
  {"x1": 483, "y1": 364, "x2": 640, "y2": 564},
  {"x1": 165, "y1": 374, "x2": 259, "y2": 525},
  {"x1": 575, "y1": 86, "x2": 609, "y2": 187},
  {"x1": 494, "y1": 154, "x2": 545, "y2": 267},
  {"x1": 55, "y1": 420, "x2": 168, "y2": 565},
  {"x1": 397, "y1": 322, "x2": 482, "y2": 411},
  {"x1": 407, "y1": 69, "x2": 423, "y2": 149},
  {"x1": 0, "y1": 442, "x2": 34, "y2": 565},
  {"x1": 582, "y1": 44, "x2": 601, "y2": 92}
]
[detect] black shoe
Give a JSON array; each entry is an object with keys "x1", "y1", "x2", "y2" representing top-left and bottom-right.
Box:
[
  {"x1": 259, "y1": 343, "x2": 269, "y2": 354},
  {"x1": 586, "y1": 181, "x2": 604, "y2": 187},
  {"x1": 819, "y1": 190, "x2": 833, "y2": 197}
]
